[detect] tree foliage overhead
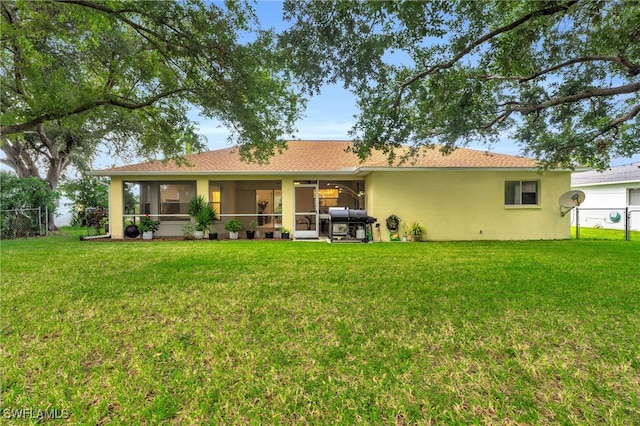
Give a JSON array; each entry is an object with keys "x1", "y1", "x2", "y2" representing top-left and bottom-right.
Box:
[
  {"x1": 1, "y1": 0, "x2": 303, "y2": 180},
  {"x1": 282, "y1": 0, "x2": 640, "y2": 169}
]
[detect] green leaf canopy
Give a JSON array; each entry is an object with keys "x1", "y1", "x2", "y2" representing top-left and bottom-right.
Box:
[
  {"x1": 281, "y1": 0, "x2": 639, "y2": 169},
  {"x1": 1, "y1": 0, "x2": 303, "y2": 165}
]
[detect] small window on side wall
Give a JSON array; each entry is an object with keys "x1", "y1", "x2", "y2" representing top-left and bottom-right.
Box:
[{"x1": 505, "y1": 181, "x2": 539, "y2": 205}]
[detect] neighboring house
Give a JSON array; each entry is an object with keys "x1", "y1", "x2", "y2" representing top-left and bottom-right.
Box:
[
  {"x1": 571, "y1": 162, "x2": 640, "y2": 231},
  {"x1": 90, "y1": 140, "x2": 575, "y2": 241}
]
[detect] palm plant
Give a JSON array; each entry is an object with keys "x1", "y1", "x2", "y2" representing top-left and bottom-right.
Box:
[
  {"x1": 195, "y1": 204, "x2": 216, "y2": 232},
  {"x1": 188, "y1": 195, "x2": 217, "y2": 238},
  {"x1": 187, "y1": 195, "x2": 208, "y2": 218}
]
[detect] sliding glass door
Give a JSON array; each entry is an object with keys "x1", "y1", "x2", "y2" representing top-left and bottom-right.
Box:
[{"x1": 294, "y1": 183, "x2": 318, "y2": 239}]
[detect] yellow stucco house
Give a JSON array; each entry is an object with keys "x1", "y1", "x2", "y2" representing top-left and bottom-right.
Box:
[{"x1": 90, "y1": 140, "x2": 573, "y2": 241}]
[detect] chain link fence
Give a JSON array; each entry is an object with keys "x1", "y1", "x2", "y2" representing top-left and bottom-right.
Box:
[
  {"x1": 0, "y1": 207, "x2": 48, "y2": 239},
  {"x1": 573, "y1": 207, "x2": 639, "y2": 241}
]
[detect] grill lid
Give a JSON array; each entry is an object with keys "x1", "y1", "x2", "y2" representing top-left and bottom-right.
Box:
[
  {"x1": 328, "y1": 207, "x2": 349, "y2": 219},
  {"x1": 329, "y1": 207, "x2": 376, "y2": 223}
]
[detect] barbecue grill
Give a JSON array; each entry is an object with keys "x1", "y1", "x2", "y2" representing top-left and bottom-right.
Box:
[{"x1": 328, "y1": 207, "x2": 377, "y2": 242}]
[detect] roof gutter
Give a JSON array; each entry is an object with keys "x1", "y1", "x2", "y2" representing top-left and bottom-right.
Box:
[
  {"x1": 572, "y1": 179, "x2": 640, "y2": 187},
  {"x1": 86, "y1": 170, "x2": 365, "y2": 177},
  {"x1": 354, "y1": 166, "x2": 583, "y2": 173},
  {"x1": 87, "y1": 166, "x2": 586, "y2": 177}
]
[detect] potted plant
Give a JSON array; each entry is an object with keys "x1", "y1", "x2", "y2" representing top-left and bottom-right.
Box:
[
  {"x1": 264, "y1": 230, "x2": 274, "y2": 239},
  {"x1": 188, "y1": 195, "x2": 216, "y2": 240},
  {"x1": 224, "y1": 219, "x2": 242, "y2": 239},
  {"x1": 246, "y1": 220, "x2": 258, "y2": 239},
  {"x1": 280, "y1": 227, "x2": 291, "y2": 239},
  {"x1": 138, "y1": 214, "x2": 160, "y2": 240},
  {"x1": 408, "y1": 221, "x2": 427, "y2": 242},
  {"x1": 195, "y1": 204, "x2": 216, "y2": 240},
  {"x1": 188, "y1": 194, "x2": 208, "y2": 216}
]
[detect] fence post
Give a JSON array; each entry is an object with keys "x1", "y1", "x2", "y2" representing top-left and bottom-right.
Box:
[
  {"x1": 575, "y1": 208, "x2": 580, "y2": 240},
  {"x1": 38, "y1": 206, "x2": 42, "y2": 236},
  {"x1": 45, "y1": 206, "x2": 49, "y2": 236},
  {"x1": 625, "y1": 207, "x2": 630, "y2": 241}
]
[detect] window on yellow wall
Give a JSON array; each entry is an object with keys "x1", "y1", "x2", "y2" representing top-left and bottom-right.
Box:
[
  {"x1": 210, "y1": 185, "x2": 221, "y2": 218},
  {"x1": 505, "y1": 181, "x2": 539, "y2": 205}
]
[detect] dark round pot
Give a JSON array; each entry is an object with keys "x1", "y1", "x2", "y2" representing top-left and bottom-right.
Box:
[
  {"x1": 265, "y1": 232, "x2": 274, "y2": 239},
  {"x1": 208, "y1": 232, "x2": 218, "y2": 240},
  {"x1": 246, "y1": 230, "x2": 255, "y2": 240},
  {"x1": 281, "y1": 233, "x2": 290, "y2": 239},
  {"x1": 125, "y1": 224, "x2": 140, "y2": 238}
]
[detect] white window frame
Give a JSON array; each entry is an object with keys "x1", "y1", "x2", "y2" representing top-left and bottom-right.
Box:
[
  {"x1": 505, "y1": 180, "x2": 539, "y2": 206},
  {"x1": 629, "y1": 188, "x2": 640, "y2": 206}
]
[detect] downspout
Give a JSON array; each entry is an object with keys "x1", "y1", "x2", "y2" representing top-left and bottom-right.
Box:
[{"x1": 80, "y1": 179, "x2": 112, "y2": 240}]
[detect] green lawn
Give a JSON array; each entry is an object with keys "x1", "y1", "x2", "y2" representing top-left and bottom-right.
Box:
[
  {"x1": 1, "y1": 232, "x2": 639, "y2": 424},
  {"x1": 572, "y1": 226, "x2": 639, "y2": 241}
]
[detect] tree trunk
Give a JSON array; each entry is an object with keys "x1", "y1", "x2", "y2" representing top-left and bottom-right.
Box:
[
  {"x1": 45, "y1": 166, "x2": 62, "y2": 232},
  {"x1": 0, "y1": 136, "x2": 41, "y2": 179},
  {"x1": 0, "y1": 126, "x2": 76, "y2": 231}
]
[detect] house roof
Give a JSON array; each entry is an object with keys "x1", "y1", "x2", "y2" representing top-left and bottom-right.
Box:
[
  {"x1": 92, "y1": 140, "x2": 544, "y2": 176},
  {"x1": 572, "y1": 162, "x2": 640, "y2": 186}
]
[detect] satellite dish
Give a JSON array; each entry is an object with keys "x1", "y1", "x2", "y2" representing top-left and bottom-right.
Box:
[{"x1": 558, "y1": 190, "x2": 585, "y2": 216}]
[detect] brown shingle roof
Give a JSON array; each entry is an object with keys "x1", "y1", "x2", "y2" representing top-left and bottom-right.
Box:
[{"x1": 93, "y1": 140, "x2": 540, "y2": 175}]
